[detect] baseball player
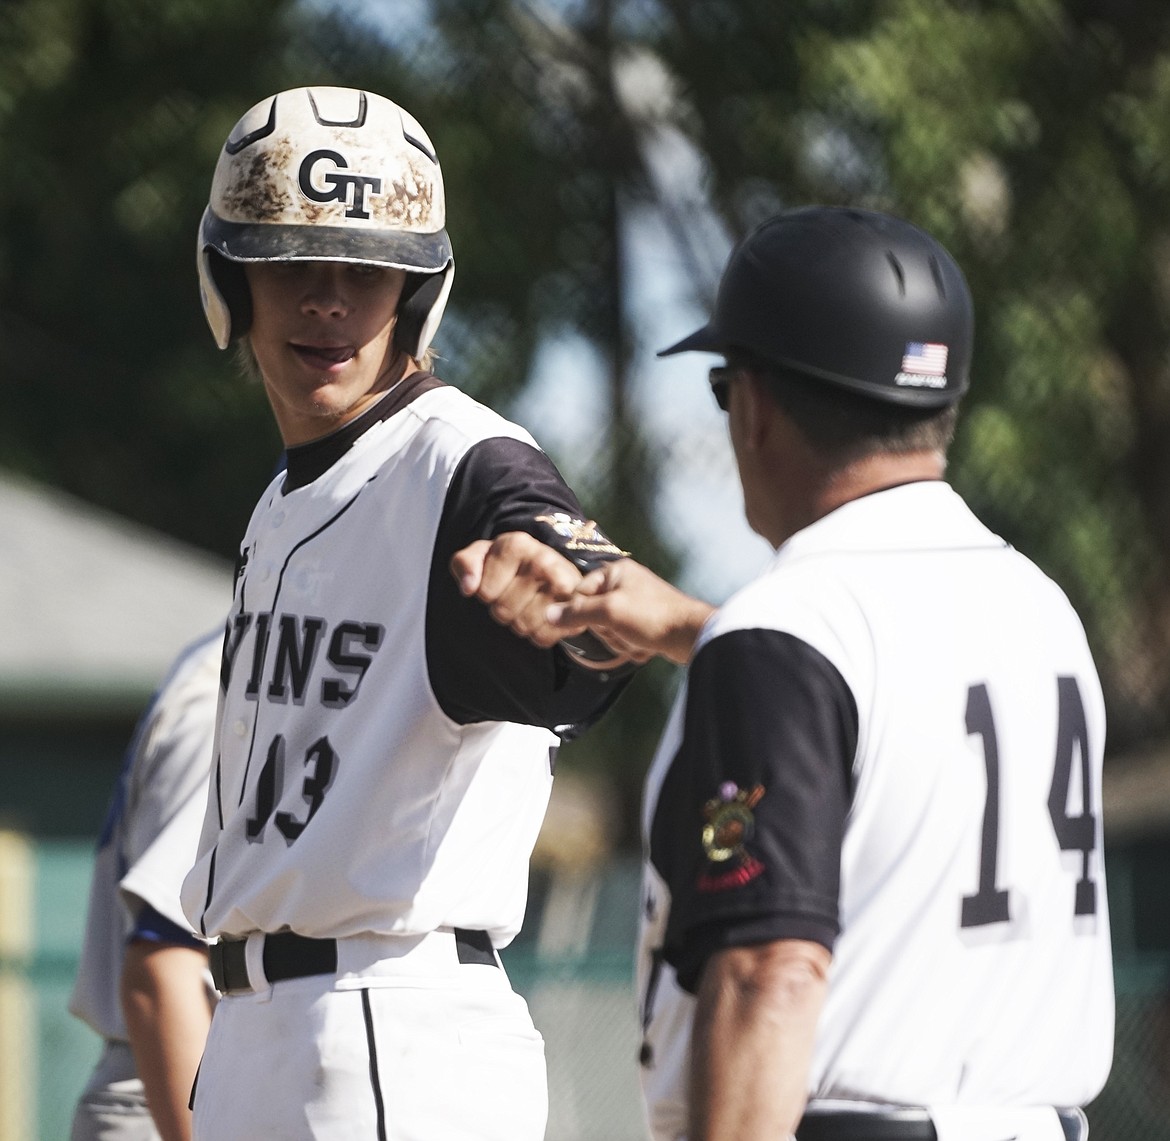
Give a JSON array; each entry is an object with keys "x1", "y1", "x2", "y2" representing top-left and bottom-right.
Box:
[
  {"x1": 179, "y1": 86, "x2": 633, "y2": 1141},
  {"x1": 542, "y1": 208, "x2": 1115, "y2": 1140},
  {"x1": 70, "y1": 630, "x2": 220, "y2": 1141}
]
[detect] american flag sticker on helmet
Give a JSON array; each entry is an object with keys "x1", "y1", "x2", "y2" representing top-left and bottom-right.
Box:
[{"x1": 900, "y1": 342, "x2": 948, "y2": 376}]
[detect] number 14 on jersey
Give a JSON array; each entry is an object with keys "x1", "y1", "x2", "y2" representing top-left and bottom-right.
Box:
[{"x1": 962, "y1": 677, "x2": 1098, "y2": 929}]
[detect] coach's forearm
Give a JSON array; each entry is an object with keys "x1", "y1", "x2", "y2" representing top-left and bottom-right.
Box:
[
  {"x1": 122, "y1": 941, "x2": 213, "y2": 1141},
  {"x1": 690, "y1": 940, "x2": 831, "y2": 1141}
]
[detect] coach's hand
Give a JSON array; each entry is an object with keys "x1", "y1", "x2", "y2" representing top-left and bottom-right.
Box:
[
  {"x1": 546, "y1": 559, "x2": 714, "y2": 666},
  {"x1": 453, "y1": 533, "x2": 625, "y2": 662}
]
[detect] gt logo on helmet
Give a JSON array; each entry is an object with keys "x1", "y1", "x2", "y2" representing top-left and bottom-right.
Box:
[{"x1": 298, "y1": 149, "x2": 383, "y2": 220}]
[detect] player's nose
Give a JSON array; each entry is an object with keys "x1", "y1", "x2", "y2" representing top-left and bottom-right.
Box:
[{"x1": 299, "y1": 264, "x2": 350, "y2": 318}]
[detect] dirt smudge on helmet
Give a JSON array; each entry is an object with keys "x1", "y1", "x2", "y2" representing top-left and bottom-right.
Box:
[
  {"x1": 374, "y1": 156, "x2": 438, "y2": 230},
  {"x1": 221, "y1": 143, "x2": 294, "y2": 222}
]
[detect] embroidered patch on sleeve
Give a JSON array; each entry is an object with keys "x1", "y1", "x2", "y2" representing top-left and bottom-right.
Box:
[
  {"x1": 697, "y1": 782, "x2": 766, "y2": 892},
  {"x1": 534, "y1": 512, "x2": 628, "y2": 558}
]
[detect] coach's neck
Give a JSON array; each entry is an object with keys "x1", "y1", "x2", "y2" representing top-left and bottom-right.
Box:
[{"x1": 731, "y1": 375, "x2": 947, "y2": 549}]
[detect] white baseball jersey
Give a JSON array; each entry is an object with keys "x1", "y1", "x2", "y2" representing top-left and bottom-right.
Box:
[
  {"x1": 71, "y1": 629, "x2": 220, "y2": 1044},
  {"x1": 181, "y1": 374, "x2": 628, "y2": 946},
  {"x1": 638, "y1": 481, "x2": 1113, "y2": 1141}
]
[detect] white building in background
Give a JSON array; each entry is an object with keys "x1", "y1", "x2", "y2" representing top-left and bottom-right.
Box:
[
  {"x1": 0, "y1": 470, "x2": 232, "y2": 722},
  {"x1": 0, "y1": 471, "x2": 233, "y2": 1140}
]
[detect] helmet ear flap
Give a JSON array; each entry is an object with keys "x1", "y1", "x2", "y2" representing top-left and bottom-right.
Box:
[
  {"x1": 394, "y1": 263, "x2": 454, "y2": 360},
  {"x1": 197, "y1": 238, "x2": 253, "y2": 350},
  {"x1": 208, "y1": 253, "x2": 253, "y2": 343}
]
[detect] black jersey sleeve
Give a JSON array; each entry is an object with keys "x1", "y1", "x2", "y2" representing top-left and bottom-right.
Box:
[
  {"x1": 426, "y1": 435, "x2": 633, "y2": 731},
  {"x1": 652, "y1": 628, "x2": 857, "y2": 994}
]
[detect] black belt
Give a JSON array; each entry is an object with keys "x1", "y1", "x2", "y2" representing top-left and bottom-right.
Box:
[
  {"x1": 795, "y1": 1107, "x2": 1086, "y2": 1141},
  {"x1": 208, "y1": 928, "x2": 497, "y2": 994}
]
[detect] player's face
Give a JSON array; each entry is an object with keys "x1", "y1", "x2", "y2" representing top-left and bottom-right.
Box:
[{"x1": 244, "y1": 261, "x2": 411, "y2": 446}]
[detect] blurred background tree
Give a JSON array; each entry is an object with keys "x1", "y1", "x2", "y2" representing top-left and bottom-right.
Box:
[
  {"x1": 646, "y1": 0, "x2": 1170, "y2": 752},
  {"x1": 0, "y1": 0, "x2": 302, "y2": 548},
  {"x1": 4, "y1": 0, "x2": 1170, "y2": 843}
]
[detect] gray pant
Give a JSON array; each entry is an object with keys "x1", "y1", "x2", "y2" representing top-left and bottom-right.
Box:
[{"x1": 71, "y1": 1040, "x2": 159, "y2": 1141}]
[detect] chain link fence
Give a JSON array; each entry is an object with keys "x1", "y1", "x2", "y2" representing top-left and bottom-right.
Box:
[
  {"x1": 4, "y1": 842, "x2": 1170, "y2": 1140},
  {"x1": 7, "y1": 6, "x2": 1170, "y2": 1138},
  {"x1": 1088, "y1": 963, "x2": 1170, "y2": 1141}
]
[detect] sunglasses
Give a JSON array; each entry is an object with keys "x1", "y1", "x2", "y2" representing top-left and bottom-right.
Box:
[{"x1": 708, "y1": 366, "x2": 740, "y2": 412}]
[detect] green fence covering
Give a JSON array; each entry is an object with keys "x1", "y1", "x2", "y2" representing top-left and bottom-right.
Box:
[{"x1": 3, "y1": 841, "x2": 1165, "y2": 1141}]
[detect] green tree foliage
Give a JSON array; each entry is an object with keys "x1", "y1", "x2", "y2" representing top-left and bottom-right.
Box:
[
  {"x1": 4, "y1": 0, "x2": 1168, "y2": 827},
  {"x1": 391, "y1": 0, "x2": 686, "y2": 832},
  {"x1": 398, "y1": 0, "x2": 1170, "y2": 767},
  {"x1": 0, "y1": 0, "x2": 684, "y2": 840},
  {"x1": 648, "y1": 0, "x2": 1170, "y2": 749},
  {"x1": 0, "y1": 0, "x2": 351, "y2": 553}
]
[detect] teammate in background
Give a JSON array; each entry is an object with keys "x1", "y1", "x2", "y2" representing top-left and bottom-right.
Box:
[
  {"x1": 179, "y1": 86, "x2": 633, "y2": 1141},
  {"x1": 532, "y1": 207, "x2": 1114, "y2": 1141},
  {"x1": 70, "y1": 630, "x2": 220, "y2": 1141}
]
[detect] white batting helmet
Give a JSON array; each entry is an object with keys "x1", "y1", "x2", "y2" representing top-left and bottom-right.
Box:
[{"x1": 197, "y1": 86, "x2": 454, "y2": 359}]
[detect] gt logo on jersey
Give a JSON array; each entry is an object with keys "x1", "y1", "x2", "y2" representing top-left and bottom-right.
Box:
[{"x1": 298, "y1": 149, "x2": 383, "y2": 220}]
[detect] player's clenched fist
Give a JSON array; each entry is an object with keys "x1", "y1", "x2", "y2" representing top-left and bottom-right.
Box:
[{"x1": 452, "y1": 532, "x2": 585, "y2": 648}]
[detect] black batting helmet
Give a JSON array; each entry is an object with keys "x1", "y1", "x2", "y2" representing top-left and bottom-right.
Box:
[{"x1": 660, "y1": 206, "x2": 973, "y2": 407}]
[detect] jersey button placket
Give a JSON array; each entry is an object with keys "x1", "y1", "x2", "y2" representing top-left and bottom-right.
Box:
[{"x1": 261, "y1": 509, "x2": 283, "y2": 587}]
